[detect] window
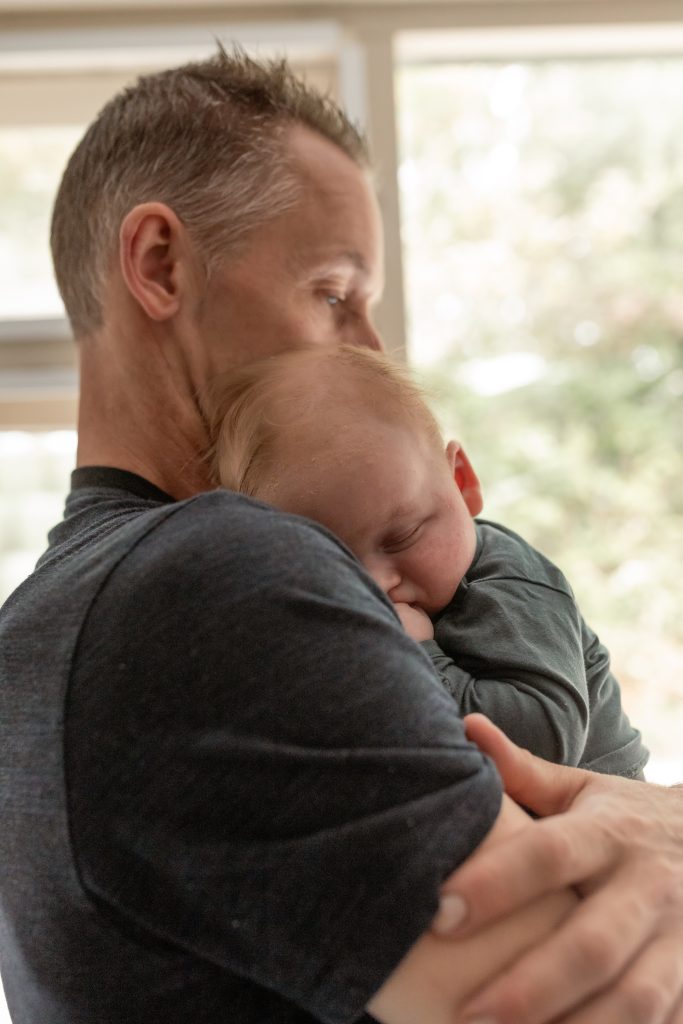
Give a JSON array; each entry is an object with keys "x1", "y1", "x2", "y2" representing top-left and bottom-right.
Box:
[
  {"x1": 1, "y1": 7, "x2": 681, "y2": 784},
  {"x1": 397, "y1": 32, "x2": 683, "y2": 783},
  {"x1": 0, "y1": 430, "x2": 75, "y2": 600}
]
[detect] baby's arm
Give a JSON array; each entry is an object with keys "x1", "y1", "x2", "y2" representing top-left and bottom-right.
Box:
[
  {"x1": 393, "y1": 597, "x2": 589, "y2": 765},
  {"x1": 422, "y1": 632, "x2": 589, "y2": 765},
  {"x1": 393, "y1": 598, "x2": 589, "y2": 765},
  {"x1": 430, "y1": 582, "x2": 647, "y2": 775},
  {"x1": 395, "y1": 541, "x2": 646, "y2": 775},
  {"x1": 575, "y1": 616, "x2": 648, "y2": 778}
]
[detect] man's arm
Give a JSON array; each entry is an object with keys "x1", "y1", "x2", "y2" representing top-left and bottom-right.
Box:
[
  {"x1": 436, "y1": 715, "x2": 683, "y2": 1024},
  {"x1": 367, "y1": 794, "x2": 578, "y2": 1023},
  {"x1": 70, "y1": 500, "x2": 508, "y2": 1023}
]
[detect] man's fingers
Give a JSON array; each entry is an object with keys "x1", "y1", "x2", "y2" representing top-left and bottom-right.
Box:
[
  {"x1": 452, "y1": 725, "x2": 683, "y2": 1022},
  {"x1": 464, "y1": 713, "x2": 588, "y2": 816},
  {"x1": 458, "y1": 864, "x2": 679, "y2": 1024},
  {"x1": 438, "y1": 808, "x2": 617, "y2": 936},
  {"x1": 552, "y1": 932, "x2": 683, "y2": 1024}
]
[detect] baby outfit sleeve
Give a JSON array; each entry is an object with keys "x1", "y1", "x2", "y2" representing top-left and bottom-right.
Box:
[
  {"x1": 425, "y1": 607, "x2": 590, "y2": 766},
  {"x1": 430, "y1": 520, "x2": 647, "y2": 775},
  {"x1": 574, "y1": 617, "x2": 648, "y2": 778}
]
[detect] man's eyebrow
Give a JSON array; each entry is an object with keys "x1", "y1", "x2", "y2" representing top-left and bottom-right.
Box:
[
  {"x1": 341, "y1": 252, "x2": 385, "y2": 299},
  {"x1": 340, "y1": 250, "x2": 369, "y2": 275},
  {"x1": 306, "y1": 251, "x2": 369, "y2": 279},
  {"x1": 303, "y1": 251, "x2": 384, "y2": 301}
]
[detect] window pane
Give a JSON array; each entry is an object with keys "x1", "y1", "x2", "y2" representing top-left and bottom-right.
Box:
[
  {"x1": 0, "y1": 126, "x2": 83, "y2": 319},
  {"x1": 0, "y1": 52, "x2": 337, "y2": 324},
  {"x1": 0, "y1": 431, "x2": 76, "y2": 603},
  {"x1": 397, "y1": 56, "x2": 683, "y2": 782}
]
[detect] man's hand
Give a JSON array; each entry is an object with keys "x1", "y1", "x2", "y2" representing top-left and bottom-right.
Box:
[
  {"x1": 436, "y1": 714, "x2": 683, "y2": 1023},
  {"x1": 368, "y1": 794, "x2": 577, "y2": 1024},
  {"x1": 393, "y1": 602, "x2": 434, "y2": 642}
]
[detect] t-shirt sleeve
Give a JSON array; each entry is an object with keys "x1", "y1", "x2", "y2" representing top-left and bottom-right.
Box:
[{"x1": 66, "y1": 496, "x2": 502, "y2": 1024}]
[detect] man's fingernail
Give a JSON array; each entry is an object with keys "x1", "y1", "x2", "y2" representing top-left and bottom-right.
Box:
[{"x1": 431, "y1": 893, "x2": 467, "y2": 934}]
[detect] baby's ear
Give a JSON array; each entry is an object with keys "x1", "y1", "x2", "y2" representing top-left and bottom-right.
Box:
[{"x1": 446, "y1": 440, "x2": 484, "y2": 517}]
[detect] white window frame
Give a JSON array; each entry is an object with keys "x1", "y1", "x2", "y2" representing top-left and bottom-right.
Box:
[{"x1": 2, "y1": 0, "x2": 683, "y2": 427}]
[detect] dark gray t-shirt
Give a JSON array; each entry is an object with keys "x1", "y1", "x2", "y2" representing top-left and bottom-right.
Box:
[
  {"x1": 0, "y1": 468, "x2": 501, "y2": 1024},
  {"x1": 426, "y1": 520, "x2": 648, "y2": 778}
]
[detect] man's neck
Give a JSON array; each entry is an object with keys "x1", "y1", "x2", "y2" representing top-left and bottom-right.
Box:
[
  {"x1": 76, "y1": 342, "x2": 215, "y2": 500},
  {"x1": 75, "y1": 438, "x2": 214, "y2": 500}
]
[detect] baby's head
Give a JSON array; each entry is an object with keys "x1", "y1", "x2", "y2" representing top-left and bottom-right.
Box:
[{"x1": 210, "y1": 346, "x2": 482, "y2": 614}]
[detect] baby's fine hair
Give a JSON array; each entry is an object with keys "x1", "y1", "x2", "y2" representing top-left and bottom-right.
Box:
[{"x1": 207, "y1": 345, "x2": 443, "y2": 496}]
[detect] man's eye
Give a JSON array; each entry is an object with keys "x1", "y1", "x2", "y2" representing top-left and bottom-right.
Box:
[{"x1": 326, "y1": 294, "x2": 344, "y2": 306}]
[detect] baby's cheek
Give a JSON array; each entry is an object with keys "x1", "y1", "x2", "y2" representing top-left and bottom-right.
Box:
[{"x1": 427, "y1": 547, "x2": 461, "y2": 607}]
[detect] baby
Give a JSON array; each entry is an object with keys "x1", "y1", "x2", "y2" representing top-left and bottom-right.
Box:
[{"x1": 208, "y1": 345, "x2": 648, "y2": 778}]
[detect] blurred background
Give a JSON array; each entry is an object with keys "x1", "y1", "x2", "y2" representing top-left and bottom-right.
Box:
[{"x1": 1, "y1": 1, "x2": 682, "y2": 1015}]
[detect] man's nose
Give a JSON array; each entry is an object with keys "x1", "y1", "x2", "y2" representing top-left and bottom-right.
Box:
[{"x1": 354, "y1": 316, "x2": 383, "y2": 352}]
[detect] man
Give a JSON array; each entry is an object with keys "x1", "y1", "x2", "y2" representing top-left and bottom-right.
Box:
[{"x1": 0, "y1": 48, "x2": 681, "y2": 1024}]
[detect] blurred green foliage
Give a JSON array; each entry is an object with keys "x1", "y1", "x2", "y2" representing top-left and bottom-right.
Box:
[{"x1": 398, "y1": 58, "x2": 683, "y2": 757}]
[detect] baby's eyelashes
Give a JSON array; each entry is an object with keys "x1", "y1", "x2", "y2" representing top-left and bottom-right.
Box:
[{"x1": 382, "y1": 523, "x2": 423, "y2": 553}]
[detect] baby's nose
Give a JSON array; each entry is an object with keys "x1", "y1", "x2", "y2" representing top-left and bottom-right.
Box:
[
  {"x1": 372, "y1": 564, "x2": 402, "y2": 595},
  {"x1": 387, "y1": 576, "x2": 411, "y2": 603}
]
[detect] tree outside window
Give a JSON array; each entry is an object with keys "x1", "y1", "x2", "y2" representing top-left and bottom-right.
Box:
[{"x1": 398, "y1": 57, "x2": 683, "y2": 779}]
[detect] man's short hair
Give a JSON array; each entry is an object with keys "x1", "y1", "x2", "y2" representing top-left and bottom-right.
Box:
[
  {"x1": 207, "y1": 345, "x2": 444, "y2": 498},
  {"x1": 50, "y1": 46, "x2": 369, "y2": 338}
]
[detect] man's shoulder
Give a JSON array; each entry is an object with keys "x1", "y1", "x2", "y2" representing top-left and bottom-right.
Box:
[
  {"x1": 53, "y1": 483, "x2": 355, "y2": 578},
  {"x1": 127, "y1": 489, "x2": 360, "y2": 584},
  {"x1": 165, "y1": 488, "x2": 331, "y2": 542},
  {"x1": 81, "y1": 488, "x2": 382, "y2": 636},
  {"x1": 5, "y1": 485, "x2": 364, "y2": 638}
]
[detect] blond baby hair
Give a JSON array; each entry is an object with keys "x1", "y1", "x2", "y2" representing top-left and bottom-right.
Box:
[{"x1": 207, "y1": 345, "x2": 443, "y2": 498}]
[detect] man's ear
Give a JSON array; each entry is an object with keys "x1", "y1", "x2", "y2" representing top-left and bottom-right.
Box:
[
  {"x1": 119, "y1": 202, "x2": 192, "y2": 322},
  {"x1": 446, "y1": 440, "x2": 484, "y2": 516}
]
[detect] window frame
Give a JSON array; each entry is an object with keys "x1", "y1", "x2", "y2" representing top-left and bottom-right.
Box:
[{"x1": 2, "y1": 1, "x2": 683, "y2": 428}]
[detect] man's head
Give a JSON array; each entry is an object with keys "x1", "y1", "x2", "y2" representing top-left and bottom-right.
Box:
[
  {"x1": 210, "y1": 346, "x2": 483, "y2": 614},
  {"x1": 56, "y1": 49, "x2": 385, "y2": 495},
  {"x1": 51, "y1": 46, "x2": 372, "y2": 341}
]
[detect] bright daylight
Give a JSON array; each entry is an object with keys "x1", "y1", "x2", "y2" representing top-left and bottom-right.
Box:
[{"x1": 1, "y1": 3, "x2": 682, "y2": 1023}]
